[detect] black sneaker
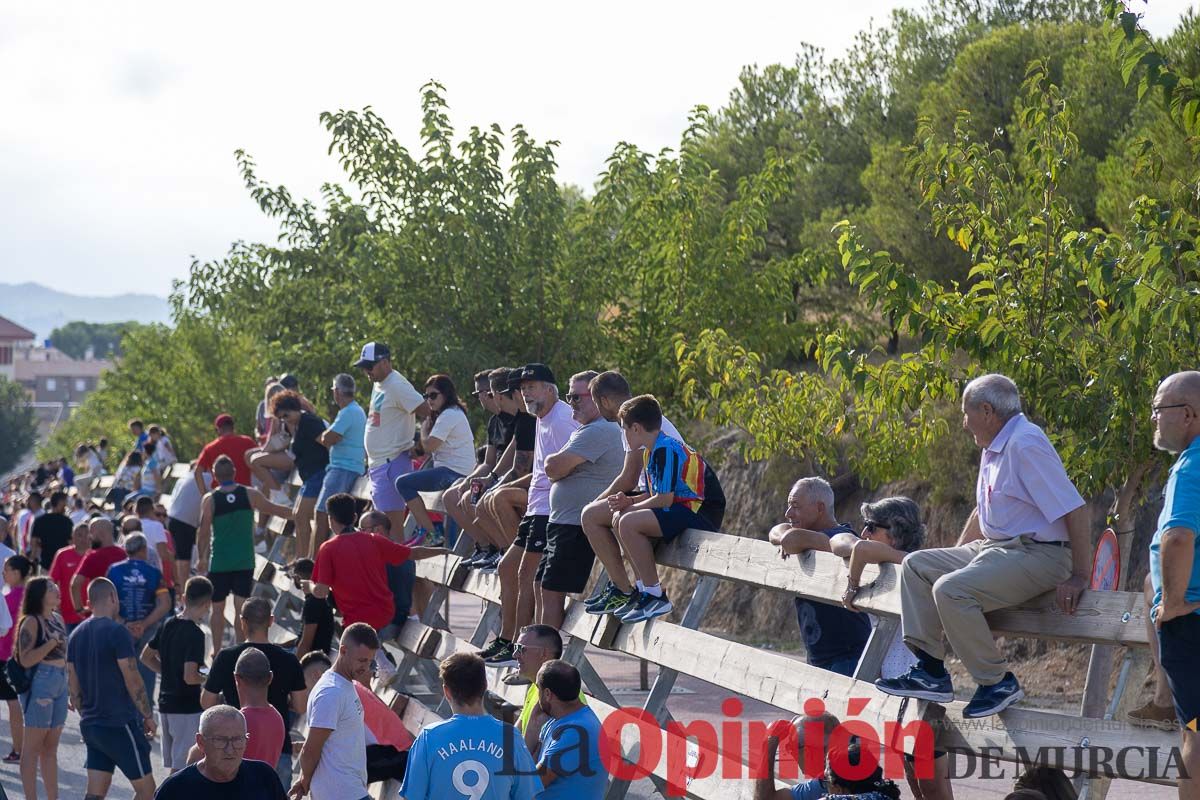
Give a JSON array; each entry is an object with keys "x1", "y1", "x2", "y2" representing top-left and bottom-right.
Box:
[
  {"x1": 478, "y1": 551, "x2": 502, "y2": 574},
  {"x1": 608, "y1": 590, "x2": 644, "y2": 618},
  {"x1": 478, "y1": 638, "x2": 509, "y2": 660},
  {"x1": 874, "y1": 665, "x2": 955, "y2": 703},
  {"x1": 584, "y1": 582, "x2": 616, "y2": 611},
  {"x1": 621, "y1": 591, "x2": 673, "y2": 623},
  {"x1": 587, "y1": 587, "x2": 634, "y2": 616},
  {"x1": 462, "y1": 545, "x2": 488, "y2": 567},
  {"x1": 483, "y1": 640, "x2": 518, "y2": 668},
  {"x1": 962, "y1": 672, "x2": 1024, "y2": 718}
]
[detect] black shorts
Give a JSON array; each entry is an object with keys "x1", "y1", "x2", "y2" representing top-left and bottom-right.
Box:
[
  {"x1": 1159, "y1": 612, "x2": 1200, "y2": 726},
  {"x1": 535, "y1": 524, "x2": 595, "y2": 593},
  {"x1": 167, "y1": 518, "x2": 197, "y2": 561},
  {"x1": 513, "y1": 515, "x2": 548, "y2": 553},
  {"x1": 209, "y1": 569, "x2": 254, "y2": 602},
  {"x1": 0, "y1": 660, "x2": 17, "y2": 701},
  {"x1": 82, "y1": 721, "x2": 153, "y2": 780}
]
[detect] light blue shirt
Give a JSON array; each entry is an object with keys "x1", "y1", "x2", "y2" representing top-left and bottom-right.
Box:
[
  {"x1": 536, "y1": 705, "x2": 606, "y2": 800},
  {"x1": 328, "y1": 402, "x2": 366, "y2": 474},
  {"x1": 1151, "y1": 435, "x2": 1200, "y2": 615},
  {"x1": 791, "y1": 778, "x2": 826, "y2": 800},
  {"x1": 400, "y1": 713, "x2": 539, "y2": 800}
]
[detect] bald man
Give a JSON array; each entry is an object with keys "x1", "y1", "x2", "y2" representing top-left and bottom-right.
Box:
[
  {"x1": 1149, "y1": 370, "x2": 1200, "y2": 800},
  {"x1": 155, "y1": 705, "x2": 288, "y2": 798}
]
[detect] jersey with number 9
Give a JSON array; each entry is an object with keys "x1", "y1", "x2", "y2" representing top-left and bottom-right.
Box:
[{"x1": 400, "y1": 713, "x2": 540, "y2": 800}]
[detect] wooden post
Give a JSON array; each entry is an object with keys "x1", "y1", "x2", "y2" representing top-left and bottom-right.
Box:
[
  {"x1": 853, "y1": 617, "x2": 900, "y2": 683},
  {"x1": 604, "y1": 575, "x2": 718, "y2": 800}
]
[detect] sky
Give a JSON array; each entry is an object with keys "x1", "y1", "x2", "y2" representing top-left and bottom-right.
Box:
[{"x1": 0, "y1": 1, "x2": 1194, "y2": 298}]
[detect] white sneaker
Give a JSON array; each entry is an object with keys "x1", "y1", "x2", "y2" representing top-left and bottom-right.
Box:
[{"x1": 270, "y1": 489, "x2": 290, "y2": 505}]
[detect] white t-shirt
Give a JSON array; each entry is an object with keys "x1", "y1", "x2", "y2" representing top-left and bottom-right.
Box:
[
  {"x1": 623, "y1": 414, "x2": 685, "y2": 491},
  {"x1": 139, "y1": 518, "x2": 170, "y2": 573},
  {"x1": 528, "y1": 401, "x2": 580, "y2": 516},
  {"x1": 429, "y1": 407, "x2": 476, "y2": 476},
  {"x1": 365, "y1": 370, "x2": 425, "y2": 468},
  {"x1": 307, "y1": 669, "x2": 368, "y2": 800},
  {"x1": 166, "y1": 469, "x2": 208, "y2": 528}
]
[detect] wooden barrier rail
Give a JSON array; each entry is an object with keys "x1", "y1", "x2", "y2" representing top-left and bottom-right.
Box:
[{"x1": 121, "y1": 463, "x2": 1180, "y2": 798}]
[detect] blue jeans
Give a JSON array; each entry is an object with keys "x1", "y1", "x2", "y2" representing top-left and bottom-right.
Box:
[
  {"x1": 816, "y1": 656, "x2": 860, "y2": 677},
  {"x1": 316, "y1": 466, "x2": 361, "y2": 513},
  {"x1": 276, "y1": 748, "x2": 293, "y2": 788},
  {"x1": 393, "y1": 466, "x2": 465, "y2": 502},
  {"x1": 131, "y1": 622, "x2": 160, "y2": 702}
]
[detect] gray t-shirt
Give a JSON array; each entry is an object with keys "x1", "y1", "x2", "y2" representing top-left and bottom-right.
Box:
[{"x1": 548, "y1": 419, "x2": 626, "y2": 526}]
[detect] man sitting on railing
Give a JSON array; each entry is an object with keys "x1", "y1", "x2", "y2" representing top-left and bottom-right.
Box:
[
  {"x1": 768, "y1": 476, "x2": 871, "y2": 677},
  {"x1": 1147, "y1": 369, "x2": 1200, "y2": 798},
  {"x1": 876, "y1": 374, "x2": 1091, "y2": 719}
]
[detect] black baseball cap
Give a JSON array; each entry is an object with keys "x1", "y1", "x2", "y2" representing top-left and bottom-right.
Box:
[
  {"x1": 512, "y1": 363, "x2": 556, "y2": 389},
  {"x1": 278, "y1": 373, "x2": 299, "y2": 390},
  {"x1": 354, "y1": 342, "x2": 391, "y2": 368}
]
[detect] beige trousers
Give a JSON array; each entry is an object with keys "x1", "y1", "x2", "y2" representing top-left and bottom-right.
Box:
[{"x1": 900, "y1": 535, "x2": 1072, "y2": 685}]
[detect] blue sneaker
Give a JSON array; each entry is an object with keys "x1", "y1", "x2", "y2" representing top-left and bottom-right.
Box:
[
  {"x1": 584, "y1": 582, "x2": 616, "y2": 611},
  {"x1": 962, "y1": 672, "x2": 1024, "y2": 718},
  {"x1": 588, "y1": 588, "x2": 635, "y2": 616},
  {"x1": 404, "y1": 527, "x2": 429, "y2": 547},
  {"x1": 620, "y1": 592, "x2": 673, "y2": 624},
  {"x1": 874, "y1": 665, "x2": 954, "y2": 703}
]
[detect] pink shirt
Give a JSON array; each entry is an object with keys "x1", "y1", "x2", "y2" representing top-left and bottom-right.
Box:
[
  {"x1": 527, "y1": 401, "x2": 579, "y2": 516},
  {"x1": 0, "y1": 587, "x2": 24, "y2": 661},
  {"x1": 242, "y1": 704, "x2": 285, "y2": 768},
  {"x1": 354, "y1": 681, "x2": 413, "y2": 751},
  {"x1": 976, "y1": 414, "x2": 1084, "y2": 543}
]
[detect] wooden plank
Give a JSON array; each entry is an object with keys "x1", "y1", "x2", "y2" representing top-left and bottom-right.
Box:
[
  {"x1": 854, "y1": 618, "x2": 900, "y2": 682},
  {"x1": 656, "y1": 530, "x2": 1149, "y2": 647}
]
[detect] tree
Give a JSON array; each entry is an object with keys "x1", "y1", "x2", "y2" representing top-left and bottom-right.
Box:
[
  {"x1": 48, "y1": 321, "x2": 143, "y2": 360},
  {"x1": 0, "y1": 377, "x2": 36, "y2": 476}
]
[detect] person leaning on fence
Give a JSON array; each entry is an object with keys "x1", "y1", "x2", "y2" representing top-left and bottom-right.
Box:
[
  {"x1": 768, "y1": 476, "x2": 871, "y2": 676},
  {"x1": 399, "y1": 651, "x2": 540, "y2": 800},
  {"x1": 876, "y1": 374, "x2": 1092, "y2": 719},
  {"x1": 311, "y1": 373, "x2": 367, "y2": 557},
  {"x1": 830, "y1": 496, "x2": 954, "y2": 800},
  {"x1": 583, "y1": 394, "x2": 721, "y2": 625},
  {"x1": 1147, "y1": 370, "x2": 1200, "y2": 799}
]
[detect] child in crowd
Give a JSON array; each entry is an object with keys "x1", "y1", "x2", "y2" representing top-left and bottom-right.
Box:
[{"x1": 290, "y1": 559, "x2": 334, "y2": 660}]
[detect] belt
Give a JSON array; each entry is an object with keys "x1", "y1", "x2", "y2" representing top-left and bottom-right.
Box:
[{"x1": 984, "y1": 535, "x2": 1069, "y2": 547}]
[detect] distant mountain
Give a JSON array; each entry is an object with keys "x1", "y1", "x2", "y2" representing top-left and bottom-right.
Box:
[{"x1": 0, "y1": 282, "x2": 172, "y2": 341}]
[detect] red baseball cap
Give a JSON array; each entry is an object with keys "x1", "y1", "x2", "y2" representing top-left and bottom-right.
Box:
[{"x1": 214, "y1": 414, "x2": 234, "y2": 429}]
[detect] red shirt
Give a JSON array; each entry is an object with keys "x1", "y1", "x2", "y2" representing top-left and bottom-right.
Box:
[
  {"x1": 312, "y1": 531, "x2": 411, "y2": 630},
  {"x1": 196, "y1": 434, "x2": 259, "y2": 488},
  {"x1": 75, "y1": 546, "x2": 127, "y2": 609},
  {"x1": 242, "y1": 704, "x2": 285, "y2": 768},
  {"x1": 49, "y1": 546, "x2": 87, "y2": 625}
]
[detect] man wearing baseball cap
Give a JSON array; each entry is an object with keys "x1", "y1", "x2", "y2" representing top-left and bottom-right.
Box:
[
  {"x1": 354, "y1": 342, "x2": 428, "y2": 534},
  {"x1": 312, "y1": 374, "x2": 367, "y2": 554},
  {"x1": 194, "y1": 414, "x2": 259, "y2": 494}
]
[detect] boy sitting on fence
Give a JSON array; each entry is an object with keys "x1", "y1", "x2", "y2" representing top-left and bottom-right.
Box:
[{"x1": 582, "y1": 394, "x2": 722, "y2": 625}]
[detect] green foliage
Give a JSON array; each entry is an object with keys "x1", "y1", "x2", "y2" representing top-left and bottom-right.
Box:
[
  {"x1": 679, "y1": 53, "x2": 1200, "y2": 522},
  {"x1": 42, "y1": 315, "x2": 265, "y2": 463},
  {"x1": 0, "y1": 377, "x2": 37, "y2": 475},
  {"x1": 49, "y1": 321, "x2": 144, "y2": 360}
]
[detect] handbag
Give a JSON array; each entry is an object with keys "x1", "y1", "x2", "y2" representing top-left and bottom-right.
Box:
[{"x1": 6, "y1": 618, "x2": 41, "y2": 696}]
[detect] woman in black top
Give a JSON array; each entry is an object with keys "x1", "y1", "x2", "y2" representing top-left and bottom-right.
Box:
[{"x1": 269, "y1": 391, "x2": 329, "y2": 560}]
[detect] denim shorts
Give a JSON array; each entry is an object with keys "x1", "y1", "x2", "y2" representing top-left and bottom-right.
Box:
[
  {"x1": 20, "y1": 663, "x2": 68, "y2": 729},
  {"x1": 299, "y1": 466, "x2": 327, "y2": 499},
  {"x1": 393, "y1": 466, "x2": 465, "y2": 502},
  {"x1": 317, "y1": 466, "x2": 362, "y2": 512}
]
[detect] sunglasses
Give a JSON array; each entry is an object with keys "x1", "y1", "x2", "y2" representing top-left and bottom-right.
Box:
[
  {"x1": 424, "y1": 391, "x2": 442, "y2": 400},
  {"x1": 564, "y1": 393, "x2": 588, "y2": 405},
  {"x1": 862, "y1": 520, "x2": 891, "y2": 533},
  {"x1": 471, "y1": 389, "x2": 494, "y2": 399},
  {"x1": 513, "y1": 643, "x2": 545, "y2": 655}
]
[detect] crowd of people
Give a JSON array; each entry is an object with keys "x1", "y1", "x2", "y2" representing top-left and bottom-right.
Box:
[{"x1": 0, "y1": 341, "x2": 1196, "y2": 800}]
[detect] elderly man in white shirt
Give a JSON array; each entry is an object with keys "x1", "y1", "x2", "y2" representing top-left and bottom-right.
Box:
[{"x1": 876, "y1": 374, "x2": 1091, "y2": 718}]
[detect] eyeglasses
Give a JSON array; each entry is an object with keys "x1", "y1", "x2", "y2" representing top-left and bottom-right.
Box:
[
  {"x1": 564, "y1": 393, "x2": 587, "y2": 405},
  {"x1": 204, "y1": 734, "x2": 249, "y2": 751},
  {"x1": 513, "y1": 643, "x2": 546, "y2": 655},
  {"x1": 1152, "y1": 403, "x2": 1190, "y2": 418},
  {"x1": 424, "y1": 392, "x2": 441, "y2": 400},
  {"x1": 862, "y1": 520, "x2": 891, "y2": 533}
]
